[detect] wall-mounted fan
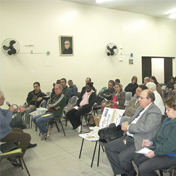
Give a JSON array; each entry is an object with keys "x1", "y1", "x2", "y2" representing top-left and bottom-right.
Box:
[
  {"x1": 105, "y1": 43, "x2": 118, "y2": 56},
  {"x1": 1, "y1": 38, "x2": 20, "y2": 56}
]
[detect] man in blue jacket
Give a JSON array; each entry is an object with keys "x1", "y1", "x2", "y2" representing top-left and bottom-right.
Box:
[{"x1": 0, "y1": 91, "x2": 36, "y2": 165}]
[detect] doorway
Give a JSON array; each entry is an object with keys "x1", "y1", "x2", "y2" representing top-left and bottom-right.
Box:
[{"x1": 142, "y1": 56, "x2": 174, "y2": 84}]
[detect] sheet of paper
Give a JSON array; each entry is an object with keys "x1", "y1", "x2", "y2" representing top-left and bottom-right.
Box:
[
  {"x1": 135, "y1": 147, "x2": 152, "y2": 154},
  {"x1": 79, "y1": 133, "x2": 99, "y2": 141},
  {"x1": 73, "y1": 106, "x2": 79, "y2": 110}
]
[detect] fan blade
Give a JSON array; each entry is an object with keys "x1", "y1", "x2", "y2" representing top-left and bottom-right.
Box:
[
  {"x1": 3, "y1": 45, "x2": 9, "y2": 50},
  {"x1": 112, "y1": 46, "x2": 117, "y2": 49},
  {"x1": 111, "y1": 51, "x2": 115, "y2": 55},
  {"x1": 107, "y1": 52, "x2": 111, "y2": 56},
  {"x1": 10, "y1": 40, "x2": 16, "y2": 46},
  {"x1": 107, "y1": 46, "x2": 111, "y2": 51},
  {"x1": 12, "y1": 48, "x2": 16, "y2": 54},
  {"x1": 8, "y1": 50, "x2": 13, "y2": 55}
]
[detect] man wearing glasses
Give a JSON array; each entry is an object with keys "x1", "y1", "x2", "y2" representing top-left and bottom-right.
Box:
[{"x1": 105, "y1": 89, "x2": 162, "y2": 176}]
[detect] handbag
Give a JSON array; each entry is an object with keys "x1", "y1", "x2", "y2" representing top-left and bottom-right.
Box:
[
  {"x1": 101, "y1": 99, "x2": 114, "y2": 108},
  {"x1": 98, "y1": 123, "x2": 124, "y2": 143}
]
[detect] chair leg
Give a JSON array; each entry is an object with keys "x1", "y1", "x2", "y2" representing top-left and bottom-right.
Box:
[
  {"x1": 59, "y1": 119, "x2": 66, "y2": 136},
  {"x1": 159, "y1": 170, "x2": 164, "y2": 176},
  {"x1": 101, "y1": 146, "x2": 105, "y2": 152},
  {"x1": 55, "y1": 121, "x2": 60, "y2": 132},
  {"x1": 21, "y1": 157, "x2": 31, "y2": 176},
  {"x1": 79, "y1": 138, "x2": 84, "y2": 158},
  {"x1": 97, "y1": 144, "x2": 101, "y2": 167},
  {"x1": 90, "y1": 141, "x2": 98, "y2": 167}
]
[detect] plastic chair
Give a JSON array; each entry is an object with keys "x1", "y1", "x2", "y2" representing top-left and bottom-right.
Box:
[
  {"x1": 64, "y1": 96, "x2": 78, "y2": 126},
  {"x1": 48, "y1": 108, "x2": 66, "y2": 136},
  {"x1": 124, "y1": 92, "x2": 132, "y2": 107},
  {"x1": 0, "y1": 148, "x2": 30, "y2": 176}
]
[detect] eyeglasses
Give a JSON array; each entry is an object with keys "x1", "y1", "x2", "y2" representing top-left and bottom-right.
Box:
[
  {"x1": 136, "y1": 89, "x2": 142, "y2": 92},
  {"x1": 0, "y1": 97, "x2": 5, "y2": 101},
  {"x1": 139, "y1": 96, "x2": 147, "y2": 100}
]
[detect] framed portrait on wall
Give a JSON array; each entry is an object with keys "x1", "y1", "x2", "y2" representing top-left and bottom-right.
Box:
[{"x1": 59, "y1": 36, "x2": 73, "y2": 56}]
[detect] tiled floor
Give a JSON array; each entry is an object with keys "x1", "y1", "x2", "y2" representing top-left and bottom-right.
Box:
[{"x1": 0, "y1": 120, "x2": 170, "y2": 176}]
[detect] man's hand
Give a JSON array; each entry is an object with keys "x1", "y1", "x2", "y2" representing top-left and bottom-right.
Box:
[
  {"x1": 121, "y1": 121, "x2": 129, "y2": 132},
  {"x1": 145, "y1": 151, "x2": 155, "y2": 158},
  {"x1": 9, "y1": 105, "x2": 14, "y2": 112},
  {"x1": 142, "y1": 139, "x2": 153, "y2": 147},
  {"x1": 78, "y1": 106, "x2": 82, "y2": 110},
  {"x1": 17, "y1": 106, "x2": 27, "y2": 113},
  {"x1": 29, "y1": 105, "x2": 34, "y2": 110},
  {"x1": 37, "y1": 97, "x2": 43, "y2": 102},
  {"x1": 55, "y1": 106, "x2": 60, "y2": 110}
]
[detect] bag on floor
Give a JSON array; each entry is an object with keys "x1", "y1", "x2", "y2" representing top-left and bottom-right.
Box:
[
  {"x1": 98, "y1": 123, "x2": 123, "y2": 143},
  {"x1": 9, "y1": 114, "x2": 27, "y2": 129}
]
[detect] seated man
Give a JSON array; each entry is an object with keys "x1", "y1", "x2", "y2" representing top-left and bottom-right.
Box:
[
  {"x1": 105, "y1": 89, "x2": 162, "y2": 176},
  {"x1": 96, "y1": 80, "x2": 115, "y2": 105},
  {"x1": 60, "y1": 78, "x2": 71, "y2": 102},
  {"x1": 0, "y1": 91, "x2": 34, "y2": 165},
  {"x1": 146, "y1": 82, "x2": 165, "y2": 115},
  {"x1": 23, "y1": 82, "x2": 46, "y2": 126},
  {"x1": 68, "y1": 80, "x2": 78, "y2": 97},
  {"x1": 80, "y1": 77, "x2": 96, "y2": 95},
  {"x1": 32, "y1": 84, "x2": 66, "y2": 140},
  {"x1": 144, "y1": 77, "x2": 150, "y2": 85},
  {"x1": 124, "y1": 85, "x2": 147, "y2": 118}
]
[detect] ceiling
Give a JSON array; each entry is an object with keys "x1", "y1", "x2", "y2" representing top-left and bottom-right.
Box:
[{"x1": 61, "y1": 0, "x2": 176, "y2": 20}]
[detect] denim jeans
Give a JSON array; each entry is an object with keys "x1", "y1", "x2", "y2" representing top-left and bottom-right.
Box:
[{"x1": 32, "y1": 112, "x2": 54, "y2": 135}]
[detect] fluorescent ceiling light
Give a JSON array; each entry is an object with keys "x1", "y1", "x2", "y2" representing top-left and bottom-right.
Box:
[
  {"x1": 169, "y1": 13, "x2": 176, "y2": 19},
  {"x1": 96, "y1": 0, "x2": 110, "y2": 3}
]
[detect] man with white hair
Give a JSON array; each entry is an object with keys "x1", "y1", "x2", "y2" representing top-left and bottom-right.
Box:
[
  {"x1": 32, "y1": 84, "x2": 66, "y2": 140},
  {"x1": 0, "y1": 91, "x2": 33, "y2": 166},
  {"x1": 146, "y1": 82, "x2": 165, "y2": 115},
  {"x1": 144, "y1": 77, "x2": 150, "y2": 85}
]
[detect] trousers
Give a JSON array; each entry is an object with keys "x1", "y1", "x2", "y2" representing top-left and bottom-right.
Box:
[
  {"x1": 134, "y1": 153, "x2": 176, "y2": 176},
  {"x1": 1, "y1": 128, "x2": 31, "y2": 154},
  {"x1": 105, "y1": 135, "x2": 136, "y2": 176}
]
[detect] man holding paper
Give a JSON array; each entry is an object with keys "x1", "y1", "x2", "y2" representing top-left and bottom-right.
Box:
[
  {"x1": 134, "y1": 95, "x2": 176, "y2": 176},
  {"x1": 32, "y1": 84, "x2": 66, "y2": 140},
  {"x1": 105, "y1": 89, "x2": 162, "y2": 176}
]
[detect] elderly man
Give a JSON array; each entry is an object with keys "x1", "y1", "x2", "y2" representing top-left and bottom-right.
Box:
[
  {"x1": 144, "y1": 77, "x2": 150, "y2": 85},
  {"x1": 146, "y1": 82, "x2": 165, "y2": 115},
  {"x1": 60, "y1": 78, "x2": 71, "y2": 102},
  {"x1": 23, "y1": 82, "x2": 46, "y2": 126},
  {"x1": 124, "y1": 85, "x2": 147, "y2": 118},
  {"x1": 105, "y1": 89, "x2": 162, "y2": 176},
  {"x1": 0, "y1": 91, "x2": 32, "y2": 165},
  {"x1": 32, "y1": 84, "x2": 66, "y2": 140}
]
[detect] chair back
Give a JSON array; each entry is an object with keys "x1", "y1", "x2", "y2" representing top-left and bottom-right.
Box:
[
  {"x1": 124, "y1": 92, "x2": 132, "y2": 106},
  {"x1": 68, "y1": 96, "x2": 78, "y2": 105}
]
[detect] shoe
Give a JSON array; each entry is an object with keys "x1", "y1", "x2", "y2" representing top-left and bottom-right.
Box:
[
  {"x1": 76, "y1": 125, "x2": 81, "y2": 133},
  {"x1": 41, "y1": 134, "x2": 48, "y2": 141},
  {"x1": 28, "y1": 143, "x2": 37, "y2": 149}
]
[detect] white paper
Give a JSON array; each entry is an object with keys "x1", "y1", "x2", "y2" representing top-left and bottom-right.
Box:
[
  {"x1": 73, "y1": 106, "x2": 79, "y2": 110},
  {"x1": 135, "y1": 147, "x2": 152, "y2": 154}
]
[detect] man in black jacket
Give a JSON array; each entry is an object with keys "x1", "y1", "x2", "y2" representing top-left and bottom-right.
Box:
[{"x1": 23, "y1": 82, "x2": 46, "y2": 126}]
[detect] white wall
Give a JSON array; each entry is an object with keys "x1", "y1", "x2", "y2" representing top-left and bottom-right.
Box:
[{"x1": 0, "y1": 0, "x2": 176, "y2": 106}]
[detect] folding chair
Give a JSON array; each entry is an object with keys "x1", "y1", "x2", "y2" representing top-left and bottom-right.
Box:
[{"x1": 0, "y1": 148, "x2": 30, "y2": 176}]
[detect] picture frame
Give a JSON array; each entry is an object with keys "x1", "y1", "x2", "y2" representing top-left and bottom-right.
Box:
[{"x1": 59, "y1": 36, "x2": 73, "y2": 56}]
